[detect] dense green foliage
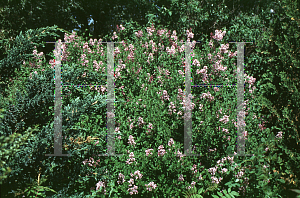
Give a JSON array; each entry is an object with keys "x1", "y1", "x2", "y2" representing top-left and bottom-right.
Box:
[{"x1": 0, "y1": 0, "x2": 299, "y2": 197}]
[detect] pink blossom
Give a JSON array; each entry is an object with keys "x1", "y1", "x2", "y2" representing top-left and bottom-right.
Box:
[
  {"x1": 191, "y1": 164, "x2": 198, "y2": 174},
  {"x1": 192, "y1": 58, "x2": 200, "y2": 66},
  {"x1": 166, "y1": 45, "x2": 177, "y2": 55},
  {"x1": 158, "y1": 145, "x2": 166, "y2": 157},
  {"x1": 168, "y1": 138, "x2": 175, "y2": 147},
  {"x1": 119, "y1": 24, "x2": 125, "y2": 31},
  {"x1": 220, "y1": 43, "x2": 229, "y2": 53},
  {"x1": 219, "y1": 115, "x2": 230, "y2": 124},
  {"x1": 211, "y1": 176, "x2": 223, "y2": 184},
  {"x1": 148, "y1": 123, "x2": 153, "y2": 130},
  {"x1": 117, "y1": 173, "x2": 125, "y2": 184},
  {"x1": 276, "y1": 131, "x2": 283, "y2": 139},
  {"x1": 138, "y1": 116, "x2": 145, "y2": 127},
  {"x1": 211, "y1": 29, "x2": 226, "y2": 41},
  {"x1": 114, "y1": 47, "x2": 121, "y2": 55},
  {"x1": 132, "y1": 170, "x2": 143, "y2": 180},
  {"x1": 178, "y1": 174, "x2": 184, "y2": 181},
  {"x1": 171, "y1": 30, "x2": 178, "y2": 41},
  {"x1": 126, "y1": 152, "x2": 136, "y2": 165},
  {"x1": 186, "y1": 29, "x2": 194, "y2": 39},
  {"x1": 214, "y1": 87, "x2": 220, "y2": 92},
  {"x1": 128, "y1": 178, "x2": 134, "y2": 186},
  {"x1": 200, "y1": 91, "x2": 214, "y2": 101},
  {"x1": 265, "y1": 147, "x2": 269, "y2": 151},
  {"x1": 128, "y1": 185, "x2": 138, "y2": 195},
  {"x1": 145, "y1": 182, "x2": 157, "y2": 191},
  {"x1": 29, "y1": 71, "x2": 38, "y2": 79},
  {"x1": 228, "y1": 51, "x2": 237, "y2": 58},
  {"x1": 128, "y1": 135, "x2": 136, "y2": 146},
  {"x1": 145, "y1": 149, "x2": 154, "y2": 156},
  {"x1": 198, "y1": 175, "x2": 203, "y2": 180},
  {"x1": 112, "y1": 32, "x2": 118, "y2": 40},
  {"x1": 96, "y1": 180, "x2": 106, "y2": 194},
  {"x1": 179, "y1": 44, "x2": 185, "y2": 52},
  {"x1": 178, "y1": 70, "x2": 185, "y2": 77},
  {"x1": 146, "y1": 23, "x2": 156, "y2": 36}
]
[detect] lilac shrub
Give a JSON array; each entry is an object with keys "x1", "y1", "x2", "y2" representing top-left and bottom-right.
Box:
[{"x1": 20, "y1": 23, "x2": 286, "y2": 197}]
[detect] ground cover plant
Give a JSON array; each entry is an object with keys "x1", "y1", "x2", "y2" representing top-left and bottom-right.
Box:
[{"x1": 0, "y1": 21, "x2": 299, "y2": 197}]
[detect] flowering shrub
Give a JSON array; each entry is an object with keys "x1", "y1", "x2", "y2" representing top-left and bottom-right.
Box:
[{"x1": 1, "y1": 22, "x2": 296, "y2": 197}]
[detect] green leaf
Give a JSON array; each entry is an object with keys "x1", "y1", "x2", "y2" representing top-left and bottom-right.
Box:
[
  {"x1": 217, "y1": 191, "x2": 223, "y2": 196},
  {"x1": 279, "y1": 179, "x2": 285, "y2": 183},
  {"x1": 212, "y1": 195, "x2": 219, "y2": 198},
  {"x1": 198, "y1": 187, "x2": 204, "y2": 194},
  {"x1": 37, "y1": 186, "x2": 44, "y2": 191},
  {"x1": 230, "y1": 191, "x2": 240, "y2": 196},
  {"x1": 169, "y1": 11, "x2": 172, "y2": 16},
  {"x1": 289, "y1": 189, "x2": 300, "y2": 194},
  {"x1": 224, "y1": 193, "x2": 232, "y2": 198}
]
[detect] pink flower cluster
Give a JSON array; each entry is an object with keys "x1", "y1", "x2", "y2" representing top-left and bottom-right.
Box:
[
  {"x1": 112, "y1": 32, "x2": 118, "y2": 40},
  {"x1": 135, "y1": 30, "x2": 143, "y2": 38},
  {"x1": 128, "y1": 135, "x2": 136, "y2": 147},
  {"x1": 178, "y1": 174, "x2": 184, "y2": 181},
  {"x1": 89, "y1": 85, "x2": 107, "y2": 94},
  {"x1": 92, "y1": 60, "x2": 104, "y2": 72},
  {"x1": 180, "y1": 94, "x2": 195, "y2": 111},
  {"x1": 200, "y1": 91, "x2": 215, "y2": 102},
  {"x1": 157, "y1": 90, "x2": 170, "y2": 103},
  {"x1": 29, "y1": 71, "x2": 38, "y2": 79},
  {"x1": 82, "y1": 157, "x2": 100, "y2": 168},
  {"x1": 123, "y1": 44, "x2": 136, "y2": 63},
  {"x1": 211, "y1": 30, "x2": 226, "y2": 41},
  {"x1": 157, "y1": 145, "x2": 167, "y2": 157},
  {"x1": 128, "y1": 185, "x2": 138, "y2": 195},
  {"x1": 258, "y1": 121, "x2": 267, "y2": 131},
  {"x1": 126, "y1": 174, "x2": 141, "y2": 195},
  {"x1": 168, "y1": 101, "x2": 177, "y2": 115},
  {"x1": 116, "y1": 24, "x2": 125, "y2": 32},
  {"x1": 186, "y1": 28, "x2": 194, "y2": 42},
  {"x1": 145, "y1": 181, "x2": 157, "y2": 191},
  {"x1": 276, "y1": 131, "x2": 283, "y2": 140},
  {"x1": 146, "y1": 23, "x2": 156, "y2": 36},
  {"x1": 125, "y1": 151, "x2": 137, "y2": 165},
  {"x1": 50, "y1": 24, "x2": 262, "y2": 196},
  {"x1": 89, "y1": 38, "x2": 98, "y2": 46},
  {"x1": 117, "y1": 173, "x2": 125, "y2": 184},
  {"x1": 170, "y1": 30, "x2": 178, "y2": 41},
  {"x1": 166, "y1": 45, "x2": 177, "y2": 56},
  {"x1": 96, "y1": 180, "x2": 107, "y2": 195},
  {"x1": 145, "y1": 149, "x2": 154, "y2": 156},
  {"x1": 219, "y1": 115, "x2": 230, "y2": 124},
  {"x1": 117, "y1": 139, "x2": 185, "y2": 195}
]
